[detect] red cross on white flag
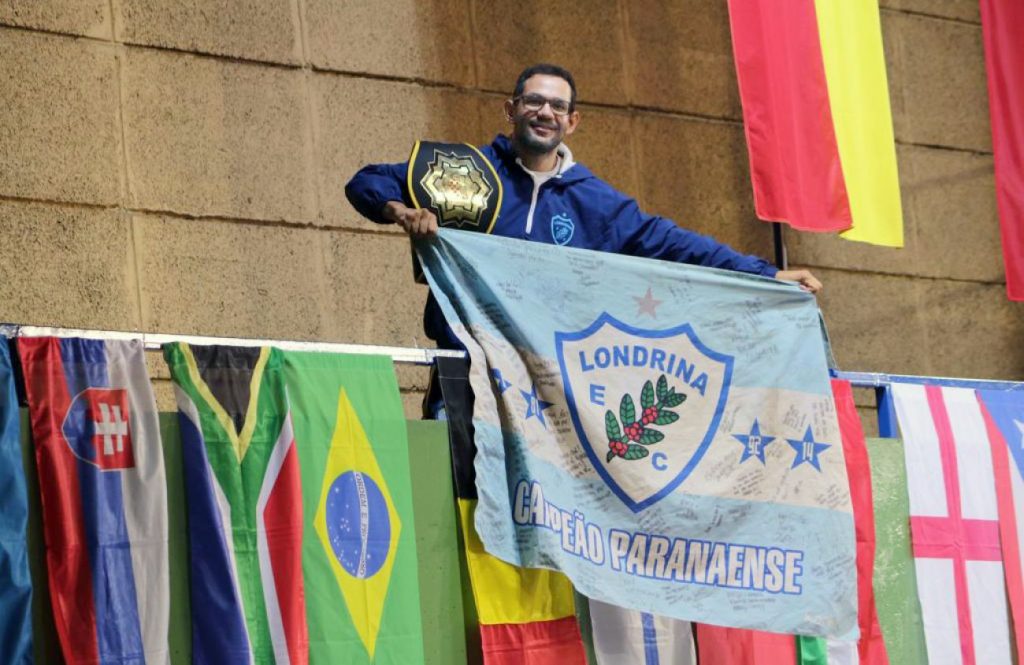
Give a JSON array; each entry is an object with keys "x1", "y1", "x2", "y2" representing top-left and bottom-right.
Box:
[{"x1": 893, "y1": 384, "x2": 1012, "y2": 665}]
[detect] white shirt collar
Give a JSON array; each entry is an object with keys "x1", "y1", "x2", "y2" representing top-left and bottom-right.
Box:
[{"x1": 516, "y1": 143, "x2": 576, "y2": 178}]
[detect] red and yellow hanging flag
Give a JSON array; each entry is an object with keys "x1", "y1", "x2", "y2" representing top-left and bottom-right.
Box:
[{"x1": 727, "y1": 0, "x2": 904, "y2": 247}]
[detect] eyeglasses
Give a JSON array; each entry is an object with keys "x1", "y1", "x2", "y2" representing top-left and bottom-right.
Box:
[{"x1": 514, "y1": 94, "x2": 573, "y2": 116}]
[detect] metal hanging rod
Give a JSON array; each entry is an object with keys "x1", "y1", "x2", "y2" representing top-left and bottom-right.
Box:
[
  {"x1": 2, "y1": 324, "x2": 1019, "y2": 386},
  {"x1": 831, "y1": 369, "x2": 1024, "y2": 392},
  {"x1": 0, "y1": 324, "x2": 467, "y2": 366}
]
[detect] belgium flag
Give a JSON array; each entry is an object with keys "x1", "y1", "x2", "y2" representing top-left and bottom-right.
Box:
[{"x1": 436, "y1": 357, "x2": 586, "y2": 665}]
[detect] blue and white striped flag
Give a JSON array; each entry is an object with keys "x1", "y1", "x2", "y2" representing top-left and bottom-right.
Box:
[{"x1": 588, "y1": 598, "x2": 694, "y2": 665}]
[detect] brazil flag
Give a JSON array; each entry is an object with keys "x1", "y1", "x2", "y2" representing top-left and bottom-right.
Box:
[{"x1": 284, "y1": 352, "x2": 424, "y2": 664}]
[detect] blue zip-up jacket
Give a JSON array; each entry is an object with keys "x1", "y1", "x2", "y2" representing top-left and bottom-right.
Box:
[{"x1": 346, "y1": 134, "x2": 778, "y2": 348}]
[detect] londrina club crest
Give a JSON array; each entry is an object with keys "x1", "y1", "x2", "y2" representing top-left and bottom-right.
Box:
[
  {"x1": 556, "y1": 313, "x2": 733, "y2": 512},
  {"x1": 551, "y1": 213, "x2": 575, "y2": 246}
]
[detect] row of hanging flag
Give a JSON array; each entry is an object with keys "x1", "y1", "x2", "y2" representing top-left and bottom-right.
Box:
[
  {"x1": 0, "y1": 333, "x2": 870, "y2": 665},
  {"x1": 727, "y1": 0, "x2": 1024, "y2": 300},
  {"x1": 0, "y1": 337, "x2": 424, "y2": 664},
  {"x1": 2, "y1": 337, "x2": 1024, "y2": 664}
]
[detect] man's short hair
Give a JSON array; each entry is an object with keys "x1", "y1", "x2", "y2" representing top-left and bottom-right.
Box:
[{"x1": 513, "y1": 63, "x2": 577, "y2": 111}]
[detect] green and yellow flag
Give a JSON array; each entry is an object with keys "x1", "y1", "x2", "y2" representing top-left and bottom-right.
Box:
[{"x1": 284, "y1": 352, "x2": 424, "y2": 664}]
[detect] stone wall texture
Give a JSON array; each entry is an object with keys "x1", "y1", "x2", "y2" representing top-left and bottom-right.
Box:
[{"x1": 2, "y1": 1, "x2": 1020, "y2": 425}]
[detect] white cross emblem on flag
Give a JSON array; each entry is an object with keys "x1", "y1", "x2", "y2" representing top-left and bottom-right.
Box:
[
  {"x1": 63, "y1": 387, "x2": 137, "y2": 470},
  {"x1": 85, "y1": 389, "x2": 135, "y2": 469},
  {"x1": 95, "y1": 402, "x2": 129, "y2": 456}
]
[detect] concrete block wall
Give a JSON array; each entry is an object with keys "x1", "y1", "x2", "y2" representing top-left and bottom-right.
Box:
[{"x1": 1, "y1": 1, "x2": 1020, "y2": 423}]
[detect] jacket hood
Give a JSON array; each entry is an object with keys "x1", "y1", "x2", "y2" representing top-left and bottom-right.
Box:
[{"x1": 491, "y1": 134, "x2": 595, "y2": 185}]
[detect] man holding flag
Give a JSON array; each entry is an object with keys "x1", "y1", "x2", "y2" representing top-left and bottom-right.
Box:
[
  {"x1": 346, "y1": 63, "x2": 822, "y2": 359},
  {"x1": 346, "y1": 63, "x2": 832, "y2": 663}
]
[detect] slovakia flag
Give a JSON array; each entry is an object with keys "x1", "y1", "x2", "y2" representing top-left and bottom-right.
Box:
[{"x1": 18, "y1": 337, "x2": 169, "y2": 665}]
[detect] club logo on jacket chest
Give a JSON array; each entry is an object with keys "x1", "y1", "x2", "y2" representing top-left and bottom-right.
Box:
[{"x1": 551, "y1": 213, "x2": 575, "y2": 245}]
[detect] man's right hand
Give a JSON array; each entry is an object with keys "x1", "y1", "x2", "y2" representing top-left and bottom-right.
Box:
[{"x1": 383, "y1": 201, "x2": 438, "y2": 238}]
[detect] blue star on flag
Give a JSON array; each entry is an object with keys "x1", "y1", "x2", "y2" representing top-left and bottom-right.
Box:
[
  {"x1": 731, "y1": 419, "x2": 776, "y2": 464},
  {"x1": 786, "y1": 426, "x2": 831, "y2": 472},
  {"x1": 491, "y1": 368, "x2": 512, "y2": 394},
  {"x1": 520, "y1": 383, "x2": 555, "y2": 428}
]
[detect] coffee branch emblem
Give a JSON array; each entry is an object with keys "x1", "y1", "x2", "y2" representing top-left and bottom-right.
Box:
[{"x1": 605, "y1": 374, "x2": 686, "y2": 463}]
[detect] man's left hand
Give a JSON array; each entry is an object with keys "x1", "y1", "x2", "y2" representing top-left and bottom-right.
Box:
[{"x1": 775, "y1": 269, "x2": 822, "y2": 294}]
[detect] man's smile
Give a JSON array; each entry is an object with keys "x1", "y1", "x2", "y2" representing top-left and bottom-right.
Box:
[{"x1": 529, "y1": 122, "x2": 558, "y2": 137}]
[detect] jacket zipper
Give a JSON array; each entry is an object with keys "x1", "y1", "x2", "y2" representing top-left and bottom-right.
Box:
[
  {"x1": 525, "y1": 178, "x2": 541, "y2": 235},
  {"x1": 519, "y1": 153, "x2": 563, "y2": 235}
]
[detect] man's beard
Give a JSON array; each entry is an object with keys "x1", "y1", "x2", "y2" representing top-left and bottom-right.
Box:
[{"x1": 514, "y1": 117, "x2": 563, "y2": 154}]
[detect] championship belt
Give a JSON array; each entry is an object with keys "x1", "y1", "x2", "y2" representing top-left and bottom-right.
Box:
[{"x1": 407, "y1": 141, "x2": 503, "y2": 282}]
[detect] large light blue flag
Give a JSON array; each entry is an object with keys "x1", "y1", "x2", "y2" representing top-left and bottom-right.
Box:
[
  {"x1": 0, "y1": 340, "x2": 32, "y2": 663},
  {"x1": 417, "y1": 230, "x2": 857, "y2": 638}
]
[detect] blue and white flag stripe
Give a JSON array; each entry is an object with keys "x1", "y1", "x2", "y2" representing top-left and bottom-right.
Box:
[
  {"x1": 588, "y1": 598, "x2": 694, "y2": 665},
  {"x1": 70, "y1": 340, "x2": 170, "y2": 664},
  {"x1": 63, "y1": 341, "x2": 148, "y2": 659},
  {"x1": 19, "y1": 337, "x2": 169, "y2": 664}
]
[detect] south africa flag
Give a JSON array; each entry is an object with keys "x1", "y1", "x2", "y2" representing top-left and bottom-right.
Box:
[
  {"x1": 164, "y1": 343, "x2": 308, "y2": 664},
  {"x1": 284, "y1": 352, "x2": 424, "y2": 663}
]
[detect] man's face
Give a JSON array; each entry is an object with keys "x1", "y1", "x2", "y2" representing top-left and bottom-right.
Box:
[{"x1": 506, "y1": 74, "x2": 580, "y2": 154}]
